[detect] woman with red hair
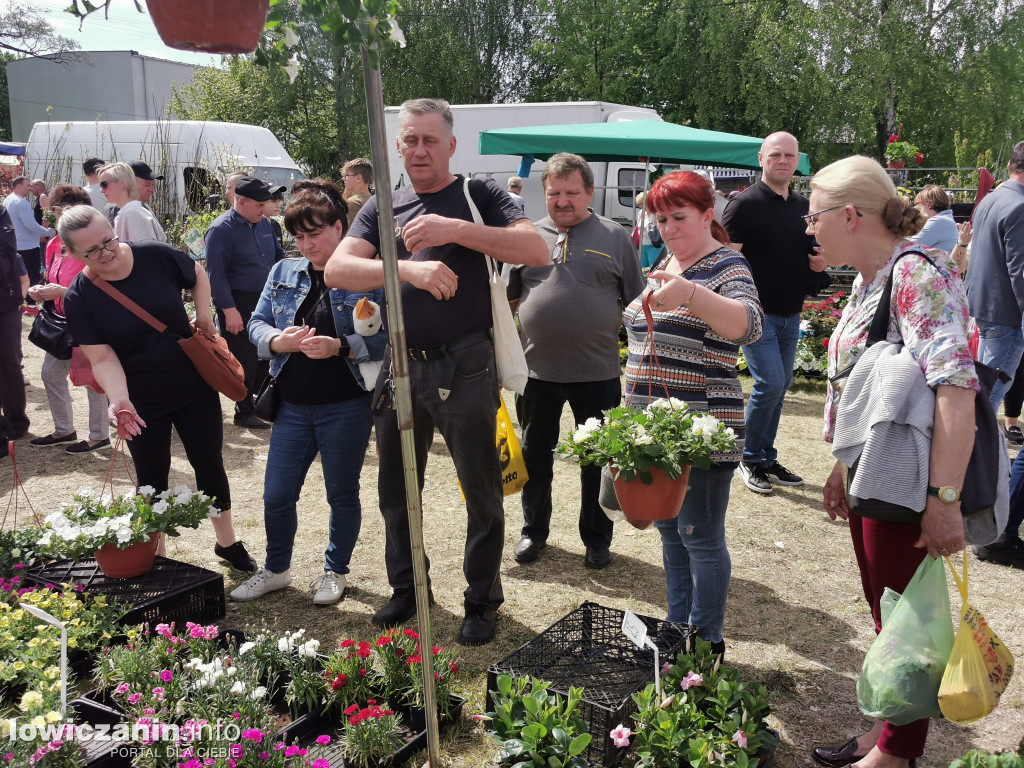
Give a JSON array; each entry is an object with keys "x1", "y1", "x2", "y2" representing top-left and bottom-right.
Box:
[{"x1": 623, "y1": 171, "x2": 764, "y2": 656}]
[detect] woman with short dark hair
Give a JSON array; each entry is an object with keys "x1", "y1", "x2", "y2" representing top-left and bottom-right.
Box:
[{"x1": 231, "y1": 179, "x2": 386, "y2": 606}]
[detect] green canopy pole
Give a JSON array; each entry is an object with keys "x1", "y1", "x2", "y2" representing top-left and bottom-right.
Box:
[{"x1": 359, "y1": 31, "x2": 443, "y2": 768}]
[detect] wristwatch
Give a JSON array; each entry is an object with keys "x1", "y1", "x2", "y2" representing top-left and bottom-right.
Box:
[{"x1": 927, "y1": 485, "x2": 962, "y2": 504}]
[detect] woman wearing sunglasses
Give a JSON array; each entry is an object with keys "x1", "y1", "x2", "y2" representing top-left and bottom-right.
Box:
[
  {"x1": 810, "y1": 156, "x2": 977, "y2": 768},
  {"x1": 58, "y1": 204, "x2": 257, "y2": 573},
  {"x1": 98, "y1": 161, "x2": 167, "y2": 243},
  {"x1": 26, "y1": 185, "x2": 110, "y2": 454}
]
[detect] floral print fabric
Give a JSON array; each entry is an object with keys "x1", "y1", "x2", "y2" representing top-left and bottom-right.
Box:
[{"x1": 824, "y1": 241, "x2": 979, "y2": 442}]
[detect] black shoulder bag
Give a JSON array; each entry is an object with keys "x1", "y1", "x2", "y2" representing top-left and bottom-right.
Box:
[{"x1": 846, "y1": 250, "x2": 1003, "y2": 522}]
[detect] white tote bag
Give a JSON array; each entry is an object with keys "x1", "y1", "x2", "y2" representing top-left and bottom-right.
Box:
[{"x1": 462, "y1": 179, "x2": 530, "y2": 394}]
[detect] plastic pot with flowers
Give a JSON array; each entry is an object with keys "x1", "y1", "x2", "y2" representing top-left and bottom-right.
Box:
[
  {"x1": 87, "y1": 622, "x2": 334, "y2": 768},
  {"x1": 610, "y1": 637, "x2": 778, "y2": 768},
  {"x1": 885, "y1": 130, "x2": 924, "y2": 169},
  {"x1": 37, "y1": 484, "x2": 220, "y2": 579},
  {"x1": 557, "y1": 398, "x2": 737, "y2": 526}
]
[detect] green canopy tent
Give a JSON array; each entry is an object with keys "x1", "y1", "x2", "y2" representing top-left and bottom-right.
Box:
[{"x1": 478, "y1": 120, "x2": 811, "y2": 175}]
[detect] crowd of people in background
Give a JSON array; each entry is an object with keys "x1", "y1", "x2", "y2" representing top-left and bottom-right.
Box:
[{"x1": 2, "y1": 98, "x2": 1023, "y2": 768}]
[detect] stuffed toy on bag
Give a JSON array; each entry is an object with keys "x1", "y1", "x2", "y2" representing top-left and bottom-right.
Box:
[{"x1": 353, "y1": 297, "x2": 383, "y2": 390}]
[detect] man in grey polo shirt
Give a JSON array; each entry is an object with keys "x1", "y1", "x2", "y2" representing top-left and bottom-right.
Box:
[{"x1": 507, "y1": 152, "x2": 645, "y2": 570}]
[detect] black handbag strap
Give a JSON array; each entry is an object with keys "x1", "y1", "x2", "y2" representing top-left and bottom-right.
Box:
[{"x1": 866, "y1": 249, "x2": 936, "y2": 347}]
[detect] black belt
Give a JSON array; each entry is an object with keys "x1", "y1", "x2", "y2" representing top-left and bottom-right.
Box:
[{"x1": 408, "y1": 329, "x2": 491, "y2": 362}]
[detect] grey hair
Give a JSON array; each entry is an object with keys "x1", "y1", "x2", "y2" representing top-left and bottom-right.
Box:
[
  {"x1": 398, "y1": 98, "x2": 454, "y2": 133},
  {"x1": 541, "y1": 152, "x2": 595, "y2": 192},
  {"x1": 56, "y1": 205, "x2": 106, "y2": 252},
  {"x1": 98, "y1": 162, "x2": 138, "y2": 199}
]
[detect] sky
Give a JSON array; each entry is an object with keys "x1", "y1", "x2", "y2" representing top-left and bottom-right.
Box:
[{"x1": 32, "y1": 0, "x2": 222, "y2": 68}]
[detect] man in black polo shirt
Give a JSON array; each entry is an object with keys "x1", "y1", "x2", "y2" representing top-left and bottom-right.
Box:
[
  {"x1": 325, "y1": 98, "x2": 548, "y2": 646},
  {"x1": 723, "y1": 131, "x2": 826, "y2": 494}
]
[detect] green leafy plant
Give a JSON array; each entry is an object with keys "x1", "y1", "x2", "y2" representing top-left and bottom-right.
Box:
[
  {"x1": 886, "y1": 129, "x2": 923, "y2": 165},
  {"x1": 626, "y1": 638, "x2": 776, "y2": 768},
  {"x1": 37, "y1": 485, "x2": 219, "y2": 561},
  {"x1": 0, "y1": 527, "x2": 48, "y2": 577},
  {"x1": 950, "y1": 739, "x2": 1024, "y2": 768},
  {"x1": 485, "y1": 674, "x2": 592, "y2": 768},
  {"x1": 556, "y1": 399, "x2": 737, "y2": 482},
  {"x1": 339, "y1": 701, "x2": 405, "y2": 768}
]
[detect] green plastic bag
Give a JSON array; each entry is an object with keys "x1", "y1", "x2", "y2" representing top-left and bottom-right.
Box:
[{"x1": 857, "y1": 555, "x2": 954, "y2": 725}]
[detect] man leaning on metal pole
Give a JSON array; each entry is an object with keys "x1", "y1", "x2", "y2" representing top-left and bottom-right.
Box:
[{"x1": 324, "y1": 98, "x2": 548, "y2": 646}]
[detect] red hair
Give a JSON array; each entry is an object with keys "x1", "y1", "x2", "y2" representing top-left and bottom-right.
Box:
[{"x1": 645, "y1": 171, "x2": 731, "y2": 246}]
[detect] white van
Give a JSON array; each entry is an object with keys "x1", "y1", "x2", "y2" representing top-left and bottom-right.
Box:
[{"x1": 25, "y1": 120, "x2": 304, "y2": 217}]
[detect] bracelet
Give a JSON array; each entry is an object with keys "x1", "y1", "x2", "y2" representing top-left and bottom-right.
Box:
[
  {"x1": 956, "y1": 242, "x2": 969, "y2": 248},
  {"x1": 681, "y1": 281, "x2": 698, "y2": 307}
]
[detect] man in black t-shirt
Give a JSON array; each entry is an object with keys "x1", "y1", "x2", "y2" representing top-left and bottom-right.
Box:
[
  {"x1": 326, "y1": 98, "x2": 548, "y2": 646},
  {"x1": 722, "y1": 132, "x2": 826, "y2": 495}
]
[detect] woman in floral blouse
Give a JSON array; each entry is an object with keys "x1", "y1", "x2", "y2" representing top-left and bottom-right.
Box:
[
  {"x1": 809, "y1": 156, "x2": 979, "y2": 768},
  {"x1": 623, "y1": 171, "x2": 763, "y2": 657}
]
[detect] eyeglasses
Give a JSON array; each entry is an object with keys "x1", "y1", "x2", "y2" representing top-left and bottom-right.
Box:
[
  {"x1": 552, "y1": 232, "x2": 568, "y2": 263},
  {"x1": 80, "y1": 233, "x2": 120, "y2": 261},
  {"x1": 802, "y1": 204, "x2": 862, "y2": 231}
]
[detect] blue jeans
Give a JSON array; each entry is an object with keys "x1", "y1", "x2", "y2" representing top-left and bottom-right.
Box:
[
  {"x1": 976, "y1": 321, "x2": 1024, "y2": 412},
  {"x1": 263, "y1": 396, "x2": 373, "y2": 574},
  {"x1": 653, "y1": 466, "x2": 734, "y2": 643},
  {"x1": 1005, "y1": 450, "x2": 1024, "y2": 539},
  {"x1": 374, "y1": 336, "x2": 505, "y2": 611},
  {"x1": 741, "y1": 313, "x2": 800, "y2": 465}
]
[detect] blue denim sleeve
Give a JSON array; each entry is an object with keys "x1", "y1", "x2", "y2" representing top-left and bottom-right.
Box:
[{"x1": 248, "y1": 270, "x2": 282, "y2": 360}]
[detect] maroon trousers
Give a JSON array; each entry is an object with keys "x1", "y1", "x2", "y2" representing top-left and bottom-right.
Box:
[{"x1": 848, "y1": 514, "x2": 930, "y2": 760}]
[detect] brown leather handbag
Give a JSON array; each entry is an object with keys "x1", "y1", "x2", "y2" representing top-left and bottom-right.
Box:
[{"x1": 86, "y1": 271, "x2": 247, "y2": 402}]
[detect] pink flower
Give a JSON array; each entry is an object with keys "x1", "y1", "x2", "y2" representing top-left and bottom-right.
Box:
[
  {"x1": 610, "y1": 724, "x2": 632, "y2": 748},
  {"x1": 680, "y1": 672, "x2": 704, "y2": 690},
  {"x1": 242, "y1": 728, "x2": 264, "y2": 743},
  {"x1": 127, "y1": 693, "x2": 142, "y2": 705},
  {"x1": 259, "y1": 754, "x2": 270, "y2": 761},
  {"x1": 661, "y1": 661, "x2": 671, "y2": 675},
  {"x1": 315, "y1": 735, "x2": 331, "y2": 745},
  {"x1": 160, "y1": 669, "x2": 173, "y2": 682},
  {"x1": 115, "y1": 683, "x2": 130, "y2": 695},
  {"x1": 733, "y1": 730, "x2": 748, "y2": 749},
  {"x1": 312, "y1": 760, "x2": 330, "y2": 768}
]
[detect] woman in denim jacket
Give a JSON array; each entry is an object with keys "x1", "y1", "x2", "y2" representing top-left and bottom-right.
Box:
[{"x1": 232, "y1": 179, "x2": 386, "y2": 606}]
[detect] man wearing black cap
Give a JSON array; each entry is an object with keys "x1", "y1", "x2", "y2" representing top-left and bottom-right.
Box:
[
  {"x1": 205, "y1": 176, "x2": 287, "y2": 429},
  {"x1": 103, "y1": 160, "x2": 164, "y2": 225}
]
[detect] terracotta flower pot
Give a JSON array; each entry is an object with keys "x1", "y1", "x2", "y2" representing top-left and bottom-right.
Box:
[
  {"x1": 147, "y1": 0, "x2": 270, "y2": 55},
  {"x1": 93, "y1": 533, "x2": 160, "y2": 579},
  {"x1": 613, "y1": 465, "x2": 691, "y2": 524},
  {"x1": 887, "y1": 159, "x2": 907, "y2": 169}
]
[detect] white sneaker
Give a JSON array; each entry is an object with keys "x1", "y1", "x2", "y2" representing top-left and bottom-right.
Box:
[
  {"x1": 229, "y1": 568, "x2": 291, "y2": 601},
  {"x1": 310, "y1": 571, "x2": 346, "y2": 605}
]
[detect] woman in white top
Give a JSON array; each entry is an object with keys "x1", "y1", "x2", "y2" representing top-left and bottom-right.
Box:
[{"x1": 99, "y1": 161, "x2": 167, "y2": 243}]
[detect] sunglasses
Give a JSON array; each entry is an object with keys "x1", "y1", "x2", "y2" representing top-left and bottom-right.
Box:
[
  {"x1": 99, "y1": 180, "x2": 118, "y2": 190},
  {"x1": 552, "y1": 232, "x2": 568, "y2": 263}
]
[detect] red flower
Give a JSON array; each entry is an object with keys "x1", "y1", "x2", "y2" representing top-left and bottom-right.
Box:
[
  {"x1": 357, "y1": 647, "x2": 372, "y2": 659},
  {"x1": 348, "y1": 715, "x2": 362, "y2": 726},
  {"x1": 375, "y1": 636, "x2": 391, "y2": 647},
  {"x1": 888, "y1": 134, "x2": 899, "y2": 144},
  {"x1": 344, "y1": 704, "x2": 359, "y2": 716},
  {"x1": 340, "y1": 639, "x2": 355, "y2": 648},
  {"x1": 822, "y1": 338, "x2": 829, "y2": 348},
  {"x1": 450, "y1": 662, "x2": 458, "y2": 674},
  {"x1": 330, "y1": 673, "x2": 347, "y2": 691},
  {"x1": 914, "y1": 152, "x2": 924, "y2": 164},
  {"x1": 407, "y1": 654, "x2": 423, "y2": 665},
  {"x1": 403, "y1": 629, "x2": 419, "y2": 639}
]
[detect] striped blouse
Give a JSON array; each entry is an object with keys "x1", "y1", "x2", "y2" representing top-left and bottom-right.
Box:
[{"x1": 623, "y1": 247, "x2": 764, "y2": 465}]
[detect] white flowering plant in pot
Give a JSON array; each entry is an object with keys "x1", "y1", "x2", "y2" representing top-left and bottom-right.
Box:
[
  {"x1": 556, "y1": 399, "x2": 736, "y2": 483},
  {"x1": 37, "y1": 485, "x2": 219, "y2": 561}
]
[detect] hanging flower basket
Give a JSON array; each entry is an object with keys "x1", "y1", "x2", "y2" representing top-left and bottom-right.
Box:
[
  {"x1": 613, "y1": 465, "x2": 691, "y2": 523},
  {"x1": 147, "y1": 0, "x2": 271, "y2": 54},
  {"x1": 93, "y1": 532, "x2": 160, "y2": 579}
]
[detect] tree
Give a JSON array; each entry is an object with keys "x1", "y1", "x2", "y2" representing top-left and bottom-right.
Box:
[
  {"x1": 0, "y1": 52, "x2": 15, "y2": 141},
  {"x1": 0, "y1": 3, "x2": 78, "y2": 60}
]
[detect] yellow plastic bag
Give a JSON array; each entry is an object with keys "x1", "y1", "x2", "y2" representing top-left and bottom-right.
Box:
[
  {"x1": 459, "y1": 400, "x2": 528, "y2": 499},
  {"x1": 938, "y1": 551, "x2": 1015, "y2": 724}
]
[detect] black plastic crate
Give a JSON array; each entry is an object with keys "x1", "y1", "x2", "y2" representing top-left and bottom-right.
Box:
[
  {"x1": 487, "y1": 602, "x2": 695, "y2": 766},
  {"x1": 24, "y1": 556, "x2": 225, "y2": 628},
  {"x1": 71, "y1": 696, "x2": 130, "y2": 768}
]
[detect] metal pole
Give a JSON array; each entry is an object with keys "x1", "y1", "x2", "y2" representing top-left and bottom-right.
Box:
[{"x1": 358, "y1": 35, "x2": 442, "y2": 768}]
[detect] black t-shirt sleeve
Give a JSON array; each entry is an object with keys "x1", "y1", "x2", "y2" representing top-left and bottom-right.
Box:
[
  {"x1": 347, "y1": 195, "x2": 382, "y2": 253},
  {"x1": 468, "y1": 178, "x2": 528, "y2": 228}
]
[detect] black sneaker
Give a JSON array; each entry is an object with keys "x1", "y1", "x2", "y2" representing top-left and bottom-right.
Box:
[
  {"x1": 215, "y1": 541, "x2": 258, "y2": 572},
  {"x1": 1005, "y1": 425, "x2": 1024, "y2": 446},
  {"x1": 973, "y1": 536, "x2": 1024, "y2": 569},
  {"x1": 30, "y1": 432, "x2": 78, "y2": 447},
  {"x1": 65, "y1": 438, "x2": 111, "y2": 454},
  {"x1": 739, "y1": 461, "x2": 773, "y2": 494},
  {"x1": 764, "y1": 460, "x2": 804, "y2": 486}
]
